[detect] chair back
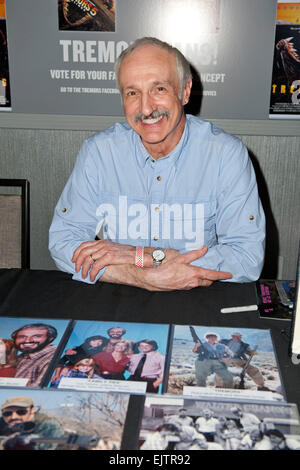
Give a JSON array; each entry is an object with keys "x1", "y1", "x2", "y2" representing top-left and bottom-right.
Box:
[{"x1": 0, "y1": 179, "x2": 30, "y2": 268}]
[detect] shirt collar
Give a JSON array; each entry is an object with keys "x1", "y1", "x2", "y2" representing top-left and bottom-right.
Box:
[{"x1": 134, "y1": 116, "x2": 189, "y2": 169}]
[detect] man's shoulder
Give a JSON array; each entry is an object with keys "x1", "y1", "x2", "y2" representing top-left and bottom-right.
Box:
[
  {"x1": 86, "y1": 121, "x2": 133, "y2": 146},
  {"x1": 186, "y1": 115, "x2": 243, "y2": 147}
]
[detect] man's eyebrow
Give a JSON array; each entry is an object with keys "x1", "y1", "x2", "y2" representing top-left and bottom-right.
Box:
[{"x1": 122, "y1": 80, "x2": 171, "y2": 91}]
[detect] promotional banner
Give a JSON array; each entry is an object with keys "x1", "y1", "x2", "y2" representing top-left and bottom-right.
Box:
[
  {"x1": 0, "y1": 0, "x2": 11, "y2": 111},
  {"x1": 6, "y1": 0, "x2": 277, "y2": 119},
  {"x1": 269, "y1": 1, "x2": 300, "y2": 118}
]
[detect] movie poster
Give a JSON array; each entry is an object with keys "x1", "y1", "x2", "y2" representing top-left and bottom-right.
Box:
[
  {"x1": 269, "y1": 1, "x2": 300, "y2": 118},
  {"x1": 58, "y1": 0, "x2": 116, "y2": 32},
  {"x1": 0, "y1": 0, "x2": 11, "y2": 111}
]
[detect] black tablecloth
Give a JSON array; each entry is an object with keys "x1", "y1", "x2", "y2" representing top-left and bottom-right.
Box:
[{"x1": 0, "y1": 268, "x2": 299, "y2": 407}]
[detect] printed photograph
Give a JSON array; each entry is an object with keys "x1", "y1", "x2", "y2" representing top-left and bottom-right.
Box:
[
  {"x1": 0, "y1": 317, "x2": 70, "y2": 388},
  {"x1": 0, "y1": 388, "x2": 129, "y2": 450},
  {"x1": 269, "y1": 23, "x2": 300, "y2": 116},
  {"x1": 0, "y1": 0, "x2": 11, "y2": 110},
  {"x1": 138, "y1": 396, "x2": 300, "y2": 450},
  {"x1": 58, "y1": 0, "x2": 116, "y2": 32},
  {"x1": 49, "y1": 320, "x2": 170, "y2": 394},
  {"x1": 167, "y1": 325, "x2": 284, "y2": 401}
]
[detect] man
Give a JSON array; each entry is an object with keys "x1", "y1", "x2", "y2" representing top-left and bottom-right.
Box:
[
  {"x1": 195, "y1": 408, "x2": 219, "y2": 442},
  {"x1": 230, "y1": 406, "x2": 261, "y2": 433},
  {"x1": 220, "y1": 332, "x2": 267, "y2": 390},
  {"x1": 128, "y1": 339, "x2": 165, "y2": 393},
  {"x1": 165, "y1": 408, "x2": 194, "y2": 429},
  {"x1": 193, "y1": 332, "x2": 234, "y2": 388},
  {"x1": 12, "y1": 323, "x2": 58, "y2": 387},
  {"x1": 0, "y1": 396, "x2": 65, "y2": 450},
  {"x1": 49, "y1": 36, "x2": 265, "y2": 290},
  {"x1": 103, "y1": 327, "x2": 137, "y2": 354}
]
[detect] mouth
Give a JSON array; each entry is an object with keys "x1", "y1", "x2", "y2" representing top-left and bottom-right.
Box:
[
  {"x1": 20, "y1": 342, "x2": 39, "y2": 349},
  {"x1": 141, "y1": 114, "x2": 165, "y2": 125},
  {"x1": 134, "y1": 110, "x2": 170, "y2": 126}
]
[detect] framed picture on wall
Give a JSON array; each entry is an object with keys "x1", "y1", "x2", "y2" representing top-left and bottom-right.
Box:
[{"x1": 290, "y1": 242, "x2": 300, "y2": 358}]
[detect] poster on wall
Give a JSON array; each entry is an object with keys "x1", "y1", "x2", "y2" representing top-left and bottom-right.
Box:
[
  {"x1": 5, "y1": 0, "x2": 277, "y2": 118},
  {"x1": 58, "y1": 0, "x2": 116, "y2": 32},
  {"x1": 269, "y1": 1, "x2": 300, "y2": 118},
  {"x1": 0, "y1": 0, "x2": 11, "y2": 111}
]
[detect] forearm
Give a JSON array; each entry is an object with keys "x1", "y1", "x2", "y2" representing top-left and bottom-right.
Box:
[
  {"x1": 100, "y1": 248, "x2": 231, "y2": 291},
  {"x1": 188, "y1": 240, "x2": 265, "y2": 283},
  {"x1": 100, "y1": 264, "x2": 155, "y2": 290}
]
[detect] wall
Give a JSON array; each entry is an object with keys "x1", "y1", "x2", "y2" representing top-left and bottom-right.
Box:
[{"x1": 0, "y1": 115, "x2": 299, "y2": 280}]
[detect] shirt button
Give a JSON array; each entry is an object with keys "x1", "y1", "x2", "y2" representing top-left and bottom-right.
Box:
[
  {"x1": 249, "y1": 215, "x2": 254, "y2": 220},
  {"x1": 155, "y1": 207, "x2": 160, "y2": 212},
  {"x1": 61, "y1": 208, "x2": 67, "y2": 213},
  {"x1": 153, "y1": 236, "x2": 159, "y2": 241},
  {"x1": 157, "y1": 176, "x2": 162, "y2": 181}
]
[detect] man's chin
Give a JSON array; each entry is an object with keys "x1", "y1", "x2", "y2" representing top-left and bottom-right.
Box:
[{"x1": 19, "y1": 344, "x2": 45, "y2": 353}]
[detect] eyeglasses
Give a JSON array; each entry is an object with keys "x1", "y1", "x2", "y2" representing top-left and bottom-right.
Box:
[{"x1": 2, "y1": 408, "x2": 31, "y2": 417}]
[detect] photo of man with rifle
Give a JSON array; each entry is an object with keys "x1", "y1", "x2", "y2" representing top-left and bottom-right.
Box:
[
  {"x1": 190, "y1": 327, "x2": 234, "y2": 389},
  {"x1": 167, "y1": 325, "x2": 283, "y2": 398},
  {"x1": 219, "y1": 332, "x2": 269, "y2": 391}
]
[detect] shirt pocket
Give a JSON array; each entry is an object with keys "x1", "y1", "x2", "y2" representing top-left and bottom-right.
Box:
[{"x1": 160, "y1": 198, "x2": 217, "y2": 250}]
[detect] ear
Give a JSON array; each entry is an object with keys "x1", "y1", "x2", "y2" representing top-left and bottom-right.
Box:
[{"x1": 181, "y1": 77, "x2": 193, "y2": 105}]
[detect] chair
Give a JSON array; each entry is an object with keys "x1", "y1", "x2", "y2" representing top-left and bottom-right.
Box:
[{"x1": 0, "y1": 179, "x2": 30, "y2": 269}]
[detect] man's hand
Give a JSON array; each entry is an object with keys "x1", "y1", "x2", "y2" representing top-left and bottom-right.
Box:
[
  {"x1": 141, "y1": 248, "x2": 232, "y2": 290},
  {"x1": 102, "y1": 247, "x2": 232, "y2": 291},
  {"x1": 72, "y1": 241, "x2": 232, "y2": 289},
  {"x1": 72, "y1": 240, "x2": 138, "y2": 280},
  {"x1": 72, "y1": 240, "x2": 178, "y2": 281}
]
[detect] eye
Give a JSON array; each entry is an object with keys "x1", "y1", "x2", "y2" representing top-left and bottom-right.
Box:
[{"x1": 126, "y1": 90, "x2": 137, "y2": 97}]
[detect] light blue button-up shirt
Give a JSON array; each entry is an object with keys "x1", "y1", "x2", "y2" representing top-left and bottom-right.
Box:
[{"x1": 49, "y1": 115, "x2": 265, "y2": 284}]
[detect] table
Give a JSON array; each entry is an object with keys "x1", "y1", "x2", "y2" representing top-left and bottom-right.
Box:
[{"x1": 0, "y1": 268, "x2": 299, "y2": 409}]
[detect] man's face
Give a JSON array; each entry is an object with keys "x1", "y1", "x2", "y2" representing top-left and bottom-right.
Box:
[
  {"x1": 119, "y1": 44, "x2": 192, "y2": 157},
  {"x1": 2, "y1": 406, "x2": 35, "y2": 427},
  {"x1": 231, "y1": 335, "x2": 242, "y2": 342},
  {"x1": 108, "y1": 328, "x2": 124, "y2": 339},
  {"x1": 206, "y1": 335, "x2": 217, "y2": 344},
  {"x1": 14, "y1": 327, "x2": 51, "y2": 353}
]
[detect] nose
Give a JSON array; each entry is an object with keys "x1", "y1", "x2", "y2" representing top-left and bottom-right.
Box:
[{"x1": 140, "y1": 91, "x2": 155, "y2": 117}]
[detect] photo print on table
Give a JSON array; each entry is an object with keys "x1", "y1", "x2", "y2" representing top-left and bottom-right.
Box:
[
  {"x1": 0, "y1": 387, "x2": 130, "y2": 450},
  {"x1": 48, "y1": 319, "x2": 170, "y2": 395},
  {"x1": 0, "y1": 316, "x2": 71, "y2": 388},
  {"x1": 137, "y1": 395, "x2": 300, "y2": 451},
  {"x1": 166, "y1": 325, "x2": 284, "y2": 402}
]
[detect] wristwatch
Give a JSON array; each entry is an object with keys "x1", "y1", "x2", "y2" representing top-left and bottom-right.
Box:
[{"x1": 152, "y1": 249, "x2": 166, "y2": 267}]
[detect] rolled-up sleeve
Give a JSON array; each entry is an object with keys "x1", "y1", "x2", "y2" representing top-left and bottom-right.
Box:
[
  {"x1": 49, "y1": 140, "x2": 106, "y2": 284},
  {"x1": 188, "y1": 141, "x2": 265, "y2": 282}
]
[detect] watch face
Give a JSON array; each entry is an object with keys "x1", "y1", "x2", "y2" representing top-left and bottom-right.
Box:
[{"x1": 152, "y1": 249, "x2": 165, "y2": 262}]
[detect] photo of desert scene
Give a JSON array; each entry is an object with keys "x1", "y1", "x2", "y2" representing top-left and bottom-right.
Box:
[
  {"x1": 0, "y1": 389, "x2": 129, "y2": 450},
  {"x1": 167, "y1": 325, "x2": 283, "y2": 398}
]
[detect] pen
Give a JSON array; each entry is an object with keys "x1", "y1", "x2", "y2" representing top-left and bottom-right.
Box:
[{"x1": 220, "y1": 305, "x2": 258, "y2": 313}]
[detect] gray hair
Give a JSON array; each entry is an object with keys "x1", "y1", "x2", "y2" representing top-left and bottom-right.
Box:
[{"x1": 114, "y1": 37, "x2": 192, "y2": 98}]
